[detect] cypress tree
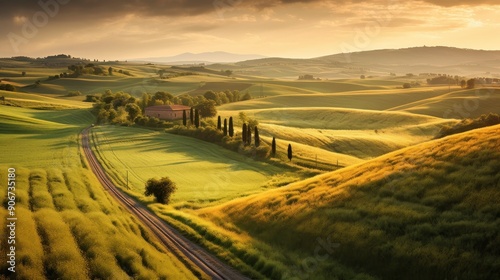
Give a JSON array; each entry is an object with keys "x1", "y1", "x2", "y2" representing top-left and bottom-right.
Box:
[
  {"x1": 217, "y1": 116, "x2": 222, "y2": 130},
  {"x1": 272, "y1": 137, "x2": 276, "y2": 156},
  {"x1": 247, "y1": 125, "x2": 252, "y2": 145},
  {"x1": 194, "y1": 109, "x2": 200, "y2": 128},
  {"x1": 223, "y1": 119, "x2": 228, "y2": 136},
  {"x1": 190, "y1": 107, "x2": 194, "y2": 125},
  {"x1": 287, "y1": 144, "x2": 293, "y2": 161},
  {"x1": 182, "y1": 110, "x2": 187, "y2": 126},
  {"x1": 242, "y1": 123, "x2": 247, "y2": 144},
  {"x1": 254, "y1": 126, "x2": 260, "y2": 147},
  {"x1": 228, "y1": 117, "x2": 234, "y2": 137}
]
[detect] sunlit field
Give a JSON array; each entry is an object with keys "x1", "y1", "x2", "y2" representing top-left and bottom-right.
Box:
[
  {"x1": 0, "y1": 106, "x2": 198, "y2": 279},
  {"x1": 90, "y1": 125, "x2": 296, "y2": 206}
]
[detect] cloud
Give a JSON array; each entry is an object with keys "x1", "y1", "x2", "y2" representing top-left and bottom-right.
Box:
[
  {"x1": 1, "y1": 0, "x2": 499, "y2": 24},
  {"x1": 422, "y1": 0, "x2": 500, "y2": 7}
]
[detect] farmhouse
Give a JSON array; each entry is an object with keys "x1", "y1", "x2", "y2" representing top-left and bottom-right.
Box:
[{"x1": 145, "y1": 105, "x2": 191, "y2": 121}]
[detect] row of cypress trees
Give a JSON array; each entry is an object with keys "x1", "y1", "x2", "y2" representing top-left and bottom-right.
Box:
[
  {"x1": 182, "y1": 108, "x2": 200, "y2": 128},
  {"x1": 183, "y1": 112, "x2": 293, "y2": 161}
]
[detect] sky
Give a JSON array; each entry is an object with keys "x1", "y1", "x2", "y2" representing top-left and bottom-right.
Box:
[{"x1": 1, "y1": 0, "x2": 500, "y2": 60}]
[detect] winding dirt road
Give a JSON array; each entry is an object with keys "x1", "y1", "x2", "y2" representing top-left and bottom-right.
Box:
[{"x1": 81, "y1": 127, "x2": 250, "y2": 280}]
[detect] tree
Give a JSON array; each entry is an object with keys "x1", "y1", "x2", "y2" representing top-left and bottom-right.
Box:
[
  {"x1": 154, "y1": 91, "x2": 174, "y2": 104},
  {"x1": 182, "y1": 110, "x2": 187, "y2": 126},
  {"x1": 228, "y1": 117, "x2": 234, "y2": 137},
  {"x1": 204, "y1": 90, "x2": 217, "y2": 101},
  {"x1": 241, "y1": 92, "x2": 252, "y2": 101},
  {"x1": 194, "y1": 109, "x2": 200, "y2": 128},
  {"x1": 403, "y1": 83, "x2": 411, "y2": 89},
  {"x1": 272, "y1": 137, "x2": 276, "y2": 156},
  {"x1": 108, "y1": 67, "x2": 113, "y2": 76},
  {"x1": 460, "y1": 80, "x2": 467, "y2": 89},
  {"x1": 360, "y1": 75, "x2": 365, "y2": 79},
  {"x1": 217, "y1": 116, "x2": 222, "y2": 130},
  {"x1": 21, "y1": 71, "x2": 26, "y2": 77},
  {"x1": 247, "y1": 125, "x2": 252, "y2": 145},
  {"x1": 195, "y1": 100, "x2": 217, "y2": 118},
  {"x1": 467, "y1": 78, "x2": 475, "y2": 89},
  {"x1": 242, "y1": 123, "x2": 247, "y2": 144},
  {"x1": 287, "y1": 144, "x2": 293, "y2": 161},
  {"x1": 239, "y1": 112, "x2": 248, "y2": 123},
  {"x1": 218, "y1": 92, "x2": 229, "y2": 104},
  {"x1": 141, "y1": 93, "x2": 151, "y2": 112},
  {"x1": 125, "y1": 103, "x2": 141, "y2": 121},
  {"x1": 225, "y1": 90, "x2": 234, "y2": 102},
  {"x1": 254, "y1": 126, "x2": 260, "y2": 147},
  {"x1": 190, "y1": 107, "x2": 194, "y2": 125},
  {"x1": 144, "y1": 177, "x2": 177, "y2": 204},
  {"x1": 223, "y1": 119, "x2": 228, "y2": 136}
]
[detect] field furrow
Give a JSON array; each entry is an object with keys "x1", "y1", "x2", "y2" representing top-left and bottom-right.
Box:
[
  {"x1": 34, "y1": 208, "x2": 89, "y2": 280},
  {"x1": 29, "y1": 170, "x2": 55, "y2": 211}
]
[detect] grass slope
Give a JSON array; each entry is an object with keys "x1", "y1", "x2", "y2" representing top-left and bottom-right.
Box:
[
  {"x1": 90, "y1": 125, "x2": 296, "y2": 207},
  {"x1": 196, "y1": 124, "x2": 500, "y2": 279},
  {"x1": 220, "y1": 107, "x2": 455, "y2": 160},
  {"x1": 0, "y1": 90, "x2": 91, "y2": 109},
  {"x1": 0, "y1": 106, "x2": 198, "y2": 279}
]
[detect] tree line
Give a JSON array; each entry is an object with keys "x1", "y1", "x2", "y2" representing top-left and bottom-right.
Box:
[
  {"x1": 88, "y1": 89, "x2": 254, "y2": 127},
  {"x1": 172, "y1": 111, "x2": 294, "y2": 162}
]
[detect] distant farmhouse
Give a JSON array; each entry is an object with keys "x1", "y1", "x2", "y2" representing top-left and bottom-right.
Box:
[{"x1": 145, "y1": 105, "x2": 191, "y2": 121}]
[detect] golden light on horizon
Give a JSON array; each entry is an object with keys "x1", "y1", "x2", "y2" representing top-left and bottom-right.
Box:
[{"x1": 0, "y1": 0, "x2": 499, "y2": 59}]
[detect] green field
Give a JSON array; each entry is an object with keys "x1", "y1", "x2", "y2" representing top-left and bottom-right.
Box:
[
  {"x1": 0, "y1": 106, "x2": 199, "y2": 279},
  {"x1": 90, "y1": 125, "x2": 296, "y2": 206}
]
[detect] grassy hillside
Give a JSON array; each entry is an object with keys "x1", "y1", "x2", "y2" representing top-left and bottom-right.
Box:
[
  {"x1": 219, "y1": 107, "x2": 455, "y2": 160},
  {"x1": 219, "y1": 87, "x2": 451, "y2": 111},
  {"x1": 0, "y1": 90, "x2": 91, "y2": 109},
  {"x1": 89, "y1": 125, "x2": 298, "y2": 207},
  {"x1": 388, "y1": 87, "x2": 500, "y2": 118},
  {"x1": 0, "y1": 106, "x2": 199, "y2": 279},
  {"x1": 190, "y1": 124, "x2": 500, "y2": 279}
]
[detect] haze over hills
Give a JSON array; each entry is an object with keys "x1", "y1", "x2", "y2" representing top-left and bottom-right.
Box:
[
  {"x1": 233, "y1": 46, "x2": 500, "y2": 78},
  {"x1": 133, "y1": 51, "x2": 267, "y2": 64}
]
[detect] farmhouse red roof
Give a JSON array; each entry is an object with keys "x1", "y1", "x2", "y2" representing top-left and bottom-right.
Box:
[{"x1": 146, "y1": 105, "x2": 191, "y2": 111}]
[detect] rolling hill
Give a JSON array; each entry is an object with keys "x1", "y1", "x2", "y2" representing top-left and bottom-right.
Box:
[
  {"x1": 320, "y1": 46, "x2": 500, "y2": 66},
  {"x1": 234, "y1": 46, "x2": 500, "y2": 78},
  {"x1": 191, "y1": 124, "x2": 500, "y2": 279}
]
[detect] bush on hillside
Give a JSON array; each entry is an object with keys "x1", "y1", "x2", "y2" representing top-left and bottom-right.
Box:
[
  {"x1": 0, "y1": 83, "x2": 15, "y2": 91},
  {"x1": 66, "y1": 91, "x2": 81, "y2": 97}
]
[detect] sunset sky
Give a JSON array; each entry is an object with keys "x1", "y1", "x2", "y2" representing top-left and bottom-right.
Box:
[{"x1": 1, "y1": 0, "x2": 500, "y2": 60}]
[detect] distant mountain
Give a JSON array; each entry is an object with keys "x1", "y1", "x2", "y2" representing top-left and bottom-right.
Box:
[
  {"x1": 135, "y1": 51, "x2": 267, "y2": 64},
  {"x1": 319, "y1": 46, "x2": 500, "y2": 66},
  {"x1": 235, "y1": 46, "x2": 500, "y2": 77}
]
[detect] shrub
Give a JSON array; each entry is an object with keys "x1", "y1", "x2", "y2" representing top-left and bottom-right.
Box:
[
  {"x1": 66, "y1": 91, "x2": 82, "y2": 97},
  {"x1": 144, "y1": 177, "x2": 177, "y2": 204},
  {"x1": 0, "y1": 83, "x2": 15, "y2": 91}
]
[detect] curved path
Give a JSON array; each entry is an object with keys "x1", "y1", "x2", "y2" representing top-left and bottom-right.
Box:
[{"x1": 81, "y1": 127, "x2": 250, "y2": 280}]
